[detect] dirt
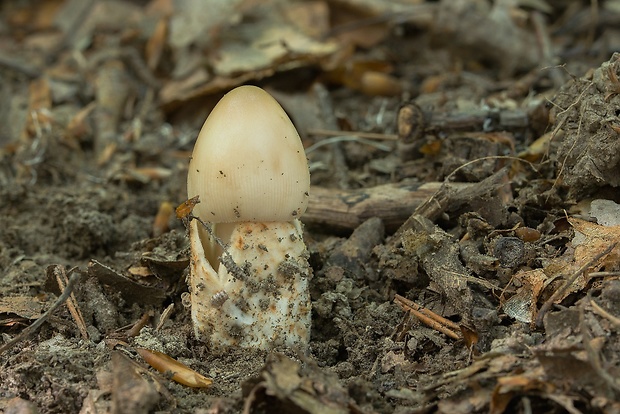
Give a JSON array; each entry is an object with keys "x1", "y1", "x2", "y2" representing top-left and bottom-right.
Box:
[{"x1": 2, "y1": 1, "x2": 620, "y2": 413}]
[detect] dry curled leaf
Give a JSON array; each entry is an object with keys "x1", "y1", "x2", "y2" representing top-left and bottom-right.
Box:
[
  {"x1": 137, "y1": 348, "x2": 213, "y2": 388},
  {"x1": 176, "y1": 195, "x2": 200, "y2": 220},
  {"x1": 153, "y1": 201, "x2": 174, "y2": 237}
]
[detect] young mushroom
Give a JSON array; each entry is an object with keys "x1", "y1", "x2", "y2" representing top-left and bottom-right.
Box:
[{"x1": 186, "y1": 85, "x2": 312, "y2": 352}]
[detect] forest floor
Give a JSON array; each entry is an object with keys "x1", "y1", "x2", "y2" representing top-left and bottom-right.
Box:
[{"x1": 1, "y1": 1, "x2": 620, "y2": 413}]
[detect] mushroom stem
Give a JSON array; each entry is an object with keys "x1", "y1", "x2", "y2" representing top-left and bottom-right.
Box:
[{"x1": 188, "y1": 218, "x2": 311, "y2": 351}]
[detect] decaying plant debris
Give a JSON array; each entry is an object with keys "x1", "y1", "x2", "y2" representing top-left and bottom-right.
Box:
[{"x1": 1, "y1": 0, "x2": 620, "y2": 413}]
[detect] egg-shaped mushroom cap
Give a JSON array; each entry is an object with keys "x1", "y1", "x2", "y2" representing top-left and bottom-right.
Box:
[{"x1": 187, "y1": 85, "x2": 310, "y2": 223}]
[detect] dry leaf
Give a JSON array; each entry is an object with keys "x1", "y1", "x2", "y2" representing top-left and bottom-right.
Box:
[
  {"x1": 0, "y1": 296, "x2": 47, "y2": 320},
  {"x1": 160, "y1": 1, "x2": 337, "y2": 107},
  {"x1": 128, "y1": 266, "x2": 154, "y2": 278},
  {"x1": 504, "y1": 216, "x2": 620, "y2": 324},
  {"x1": 146, "y1": 17, "x2": 168, "y2": 71},
  {"x1": 176, "y1": 196, "x2": 200, "y2": 220},
  {"x1": 23, "y1": 77, "x2": 52, "y2": 140},
  {"x1": 153, "y1": 201, "x2": 174, "y2": 237},
  {"x1": 137, "y1": 348, "x2": 213, "y2": 388},
  {"x1": 490, "y1": 371, "x2": 554, "y2": 414}
]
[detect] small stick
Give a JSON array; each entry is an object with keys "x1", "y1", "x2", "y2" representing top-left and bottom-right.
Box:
[
  {"x1": 304, "y1": 182, "x2": 442, "y2": 234},
  {"x1": 590, "y1": 299, "x2": 620, "y2": 329},
  {"x1": 126, "y1": 312, "x2": 152, "y2": 338},
  {"x1": 405, "y1": 108, "x2": 531, "y2": 135},
  {"x1": 389, "y1": 167, "x2": 510, "y2": 246},
  {"x1": 53, "y1": 265, "x2": 89, "y2": 340},
  {"x1": 44, "y1": 0, "x2": 96, "y2": 63},
  {"x1": 313, "y1": 84, "x2": 349, "y2": 190},
  {"x1": 0, "y1": 54, "x2": 41, "y2": 78},
  {"x1": 308, "y1": 128, "x2": 398, "y2": 141},
  {"x1": 579, "y1": 304, "x2": 620, "y2": 393},
  {"x1": 394, "y1": 294, "x2": 462, "y2": 340},
  {"x1": 156, "y1": 304, "x2": 175, "y2": 331},
  {"x1": 0, "y1": 267, "x2": 81, "y2": 355}
]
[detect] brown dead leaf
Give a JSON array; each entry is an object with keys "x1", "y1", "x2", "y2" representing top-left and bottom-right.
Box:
[
  {"x1": 128, "y1": 266, "x2": 154, "y2": 278},
  {"x1": 88, "y1": 260, "x2": 167, "y2": 305},
  {"x1": 243, "y1": 353, "x2": 352, "y2": 414},
  {"x1": 0, "y1": 296, "x2": 46, "y2": 321},
  {"x1": 137, "y1": 348, "x2": 213, "y2": 388},
  {"x1": 160, "y1": 1, "x2": 338, "y2": 107},
  {"x1": 328, "y1": 1, "x2": 394, "y2": 48},
  {"x1": 490, "y1": 371, "x2": 554, "y2": 414},
  {"x1": 168, "y1": 0, "x2": 251, "y2": 50},
  {"x1": 324, "y1": 58, "x2": 402, "y2": 96},
  {"x1": 502, "y1": 269, "x2": 548, "y2": 324},
  {"x1": 153, "y1": 201, "x2": 174, "y2": 237},
  {"x1": 158, "y1": 68, "x2": 211, "y2": 108},
  {"x1": 23, "y1": 77, "x2": 52, "y2": 140},
  {"x1": 65, "y1": 102, "x2": 95, "y2": 145},
  {"x1": 176, "y1": 196, "x2": 200, "y2": 220},
  {"x1": 460, "y1": 325, "x2": 479, "y2": 350},
  {"x1": 146, "y1": 17, "x2": 168, "y2": 71},
  {"x1": 504, "y1": 218, "x2": 620, "y2": 324},
  {"x1": 281, "y1": 1, "x2": 331, "y2": 39},
  {"x1": 569, "y1": 217, "x2": 620, "y2": 269},
  {"x1": 211, "y1": 6, "x2": 337, "y2": 77}
]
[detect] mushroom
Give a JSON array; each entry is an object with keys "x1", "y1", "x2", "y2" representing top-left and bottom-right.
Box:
[{"x1": 186, "y1": 85, "x2": 311, "y2": 352}]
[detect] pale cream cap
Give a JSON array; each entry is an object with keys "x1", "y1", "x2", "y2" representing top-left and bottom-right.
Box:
[{"x1": 187, "y1": 85, "x2": 310, "y2": 223}]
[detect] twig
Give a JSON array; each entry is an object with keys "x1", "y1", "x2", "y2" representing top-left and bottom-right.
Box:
[
  {"x1": 156, "y1": 304, "x2": 175, "y2": 332},
  {"x1": 394, "y1": 294, "x2": 462, "y2": 340},
  {"x1": 125, "y1": 312, "x2": 152, "y2": 338},
  {"x1": 0, "y1": 54, "x2": 41, "y2": 78},
  {"x1": 590, "y1": 298, "x2": 620, "y2": 329},
  {"x1": 45, "y1": 0, "x2": 96, "y2": 63},
  {"x1": 0, "y1": 267, "x2": 82, "y2": 355},
  {"x1": 389, "y1": 166, "x2": 511, "y2": 246},
  {"x1": 313, "y1": 83, "x2": 350, "y2": 189},
  {"x1": 580, "y1": 302, "x2": 620, "y2": 392},
  {"x1": 304, "y1": 182, "x2": 442, "y2": 234},
  {"x1": 53, "y1": 265, "x2": 89, "y2": 340},
  {"x1": 307, "y1": 128, "x2": 398, "y2": 141},
  {"x1": 305, "y1": 136, "x2": 392, "y2": 153}
]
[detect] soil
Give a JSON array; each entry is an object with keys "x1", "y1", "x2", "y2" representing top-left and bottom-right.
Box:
[{"x1": 1, "y1": 1, "x2": 620, "y2": 413}]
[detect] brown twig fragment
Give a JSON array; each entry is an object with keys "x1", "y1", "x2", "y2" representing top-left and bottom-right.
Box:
[
  {"x1": 307, "y1": 129, "x2": 398, "y2": 141},
  {"x1": 0, "y1": 53, "x2": 41, "y2": 78},
  {"x1": 313, "y1": 83, "x2": 350, "y2": 189},
  {"x1": 53, "y1": 265, "x2": 89, "y2": 340},
  {"x1": 580, "y1": 304, "x2": 620, "y2": 393},
  {"x1": 0, "y1": 267, "x2": 82, "y2": 355},
  {"x1": 590, "y1": 298, "x2": 620, "y2": 329},
  {"x1": 137, "y1": 348, "x2": 213, "y2": 388},
  {"x1": 125, "y1": 312, "x2": 152, "y2": 338},
  {"x1": 394, "y1": 294, "x2": 462, "y2": 340},
  {"x1": 389, "y1": 168, "x2": 509, "y2": 246},
  {"x1": 304, "y1": 182, "x2": 441, "y2": 234}
]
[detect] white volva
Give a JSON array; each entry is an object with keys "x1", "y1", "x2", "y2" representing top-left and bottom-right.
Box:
[{"x1": 186, "y1": 86, "x2": 311, "y2": 352}]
